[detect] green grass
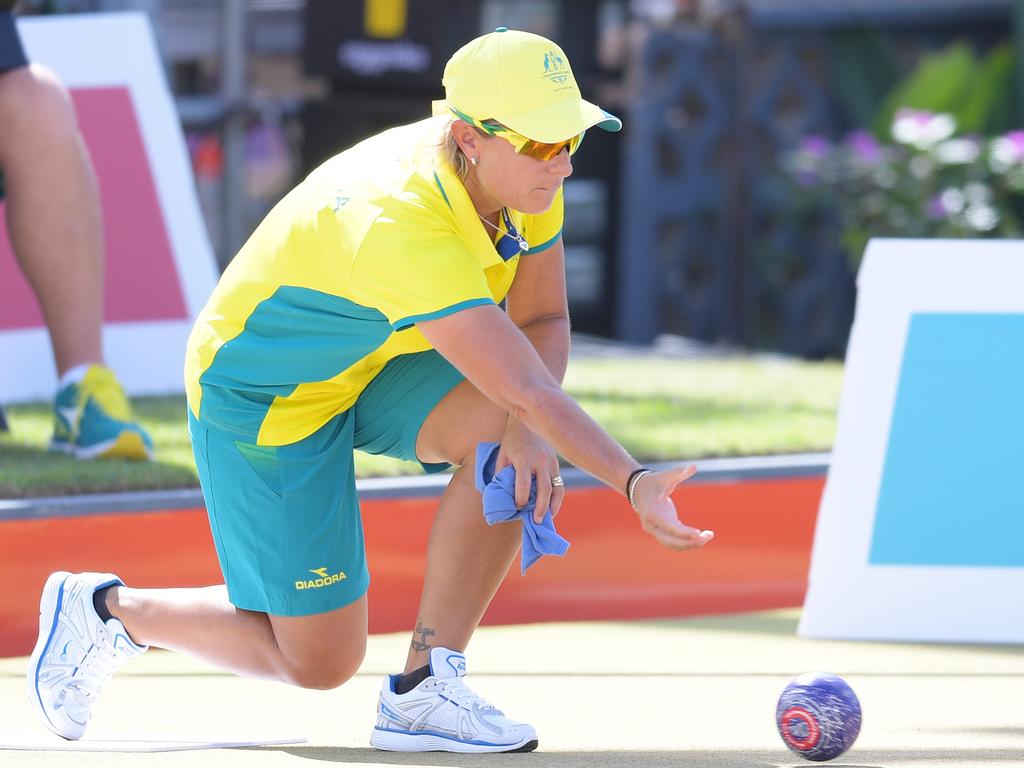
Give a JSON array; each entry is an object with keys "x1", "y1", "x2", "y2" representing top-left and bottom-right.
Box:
[
  {"x1": 0, "y1": 356, "x2": 843, "y2": 498},
  {"x1": 564, "y1": 357, "x2": 842, "y2": 460}
]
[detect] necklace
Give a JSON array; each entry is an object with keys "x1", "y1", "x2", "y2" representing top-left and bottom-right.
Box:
[{"x1": 479, "y1": 208, "x2": 530, "y2": 252}]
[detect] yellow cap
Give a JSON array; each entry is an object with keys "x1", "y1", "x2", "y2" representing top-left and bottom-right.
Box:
[{"x1": 433, "y1": 27, "x2": 622, "y2": 143}]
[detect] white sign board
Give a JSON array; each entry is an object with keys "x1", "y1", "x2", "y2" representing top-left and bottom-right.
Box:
[{"x1": 800, "y1": 238, "x2": 1024, "y2": 643}]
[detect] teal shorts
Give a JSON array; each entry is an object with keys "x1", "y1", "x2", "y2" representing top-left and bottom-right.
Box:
[{"x1": 188, "y1": 349, "x2": 464, "y2": 617}]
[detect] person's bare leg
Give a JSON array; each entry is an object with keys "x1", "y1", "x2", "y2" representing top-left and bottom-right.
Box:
[
  {"x1": 0, "y1": 64, "x2": 104, "y2": 375},
  {"x1": 403, "y1": 381, "x2": 523, "y2": 673},
  {"x1": 102, "y1": 585, "x2": 368, "y2": 689}
]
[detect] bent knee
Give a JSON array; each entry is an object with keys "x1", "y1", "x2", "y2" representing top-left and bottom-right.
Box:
[
  {"x1": 417, "y1": 382, "x2": 510, "y2": 467},
  {"x1": 280, "y1": 642, "x2": 366, "y2": 691},
  {"x1": 286, "y1": 664, "x2": 357, "y2": 691}
]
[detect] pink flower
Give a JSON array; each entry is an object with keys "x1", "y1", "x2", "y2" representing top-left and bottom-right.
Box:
[
  {"x1": 844, "y1": 130, "x2": 881, "y2": 163},
  {"x1": 799, "y1": 135, "x2": 831, "y2": 157}
]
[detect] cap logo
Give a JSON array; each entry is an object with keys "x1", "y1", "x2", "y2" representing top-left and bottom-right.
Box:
[{"x1": 542, "y1": 50, "x2": 570, "y2": 84}]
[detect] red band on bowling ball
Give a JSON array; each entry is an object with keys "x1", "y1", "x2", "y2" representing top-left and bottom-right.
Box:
[{"x1": 781, "y1": 706, "x2": 821, "y2": 750}]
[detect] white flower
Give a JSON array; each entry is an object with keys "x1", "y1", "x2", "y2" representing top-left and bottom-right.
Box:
[
  {"x1": 933, "y1": 138, "x2": 980, "y2": 165},
  {"x1": 964, "y1": 181, "x2": 991, "y2": 204},
  {"x1": 940, "y1": 188, "x2": 966, "y2": 215},
  {"x1": 989, "y1": 131, "x2": 1024, "y2": 173},
  {"x1": 891, "y1": 109, "x2": 956, "y2": 149},
  {"x1": 965, "y1": 205, "x2": 999, "y2": 231}
]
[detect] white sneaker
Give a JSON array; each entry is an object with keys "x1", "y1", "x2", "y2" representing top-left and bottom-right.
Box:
[
  {"x1": 26, "y1": 571, "x2": 147, "y2": 739},
  {"x1": 370, "y1": 646, "x2": 538, "y2": 753}
]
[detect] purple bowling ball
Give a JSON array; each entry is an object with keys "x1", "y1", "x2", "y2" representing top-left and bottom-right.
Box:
[{"x1": 776, "y1": 672, "x2": 862, "y2": 761}]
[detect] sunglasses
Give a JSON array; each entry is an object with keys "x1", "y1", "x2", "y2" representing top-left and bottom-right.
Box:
[{"x1": 451, "y1": 107, "x2": 584, "y2": 162}]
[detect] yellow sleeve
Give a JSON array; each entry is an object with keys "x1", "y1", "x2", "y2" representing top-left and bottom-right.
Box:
[
  {"x1": 522, "y1": 186, "x2": 564, "y2": 254},
  {"x1": 346, "y1": 199, "x2": 495, "y2": 331}
]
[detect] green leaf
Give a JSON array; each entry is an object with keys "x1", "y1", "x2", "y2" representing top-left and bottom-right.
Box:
[
  {"x1": 959, "y1": 43, "x2": 1015, "y2": 134},
  {"x1": 873, "y1": 44, "x2": 978, "y2": 136}
]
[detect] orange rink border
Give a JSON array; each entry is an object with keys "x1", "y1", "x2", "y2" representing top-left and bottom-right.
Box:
[{"x1": 0, "y1": 473, "x2": 824, "y2": 658}]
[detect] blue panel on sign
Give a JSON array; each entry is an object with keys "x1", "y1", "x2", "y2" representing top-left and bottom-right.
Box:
[{"x1": 870, "y1": 313, "x2": 1024, "y2": 567}]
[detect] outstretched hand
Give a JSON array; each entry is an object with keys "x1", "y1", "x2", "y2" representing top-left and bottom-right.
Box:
[{"x1": 632, "y1": 465, "x2": 714, "y2": 551}]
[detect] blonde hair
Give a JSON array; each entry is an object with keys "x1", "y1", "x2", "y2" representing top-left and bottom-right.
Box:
[
  {"x1": 440, "y1": 119, "x2": 493, "y2": 181},
  {"x1": 441, "y1": 119, "x2": 470, "y2": 181}
]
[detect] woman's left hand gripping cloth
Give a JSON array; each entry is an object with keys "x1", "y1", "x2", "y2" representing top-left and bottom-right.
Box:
[{"x1": 475, "y1": 441, "x2": 570, "y2": 574}]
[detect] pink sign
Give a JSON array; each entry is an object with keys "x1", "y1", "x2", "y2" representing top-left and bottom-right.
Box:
[{"x1": 0, "y1": 86, "x2": 187, "y2": 330}]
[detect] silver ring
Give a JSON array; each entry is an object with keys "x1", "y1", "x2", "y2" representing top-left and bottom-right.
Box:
[{"x1": 551, "y1": 475, "x2": 564, "y2": 487}]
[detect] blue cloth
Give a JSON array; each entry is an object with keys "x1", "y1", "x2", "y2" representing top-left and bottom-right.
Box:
[{"x1": 475, "y1": 442, "x2": 570, "y2": 574}]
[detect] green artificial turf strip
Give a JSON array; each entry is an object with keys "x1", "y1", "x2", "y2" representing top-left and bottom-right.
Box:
[{"x1": 0, "y1": 357, "x2": 842, "y2": 498}]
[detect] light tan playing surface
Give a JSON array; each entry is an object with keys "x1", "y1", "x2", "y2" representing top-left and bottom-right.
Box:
[{"x1": 2, "y1": 609, "x2": 1022, "y2": 766}]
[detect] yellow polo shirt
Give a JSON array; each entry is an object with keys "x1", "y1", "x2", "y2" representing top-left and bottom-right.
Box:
[{"x1": 184, "y1": 116, "x2": 563, "y2": 445}]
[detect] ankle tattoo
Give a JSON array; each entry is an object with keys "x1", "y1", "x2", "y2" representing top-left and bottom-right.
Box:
[{"x1": 410, "y1": 622, "x2": 435, "y2": 652}]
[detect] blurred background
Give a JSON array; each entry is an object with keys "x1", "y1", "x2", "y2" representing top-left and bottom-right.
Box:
[{"x1": 15, "y1": 0, "x2": 1024, "y2": 358}]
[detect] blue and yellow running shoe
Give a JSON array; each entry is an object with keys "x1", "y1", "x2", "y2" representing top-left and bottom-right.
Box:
[{"x1": 50, "y1": 365, "x2": 154, "y2": 460}]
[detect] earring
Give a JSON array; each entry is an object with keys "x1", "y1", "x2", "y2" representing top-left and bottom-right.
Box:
[{"x1": 470, "y1": 156, "x2": 478, "y2": 166}]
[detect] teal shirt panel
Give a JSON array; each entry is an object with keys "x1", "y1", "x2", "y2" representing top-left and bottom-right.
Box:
[{"x1": 197, "y1": 286, "x2": 393, "y2": 440}]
